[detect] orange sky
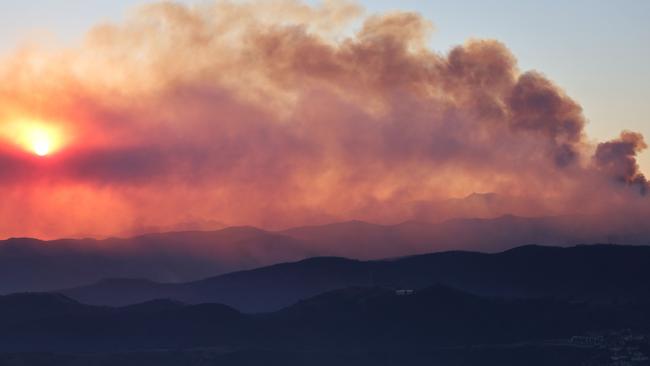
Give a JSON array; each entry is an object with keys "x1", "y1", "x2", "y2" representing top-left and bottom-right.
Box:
[{"x1": 0, "y1": 1, "x2": 648, "y2": 239}]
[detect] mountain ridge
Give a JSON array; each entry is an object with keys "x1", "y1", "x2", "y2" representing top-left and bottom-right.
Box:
[
  {"x1": 57, "y1": 243, "x2": 650, "y2": 312},
  {"x1": 2, "y1": 210, "x2": 649, "y2": 294}
]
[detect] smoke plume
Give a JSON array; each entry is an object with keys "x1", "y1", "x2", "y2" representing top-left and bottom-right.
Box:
[{"x1": 0, "y1": 0, "x2": 647, "y2": 239}]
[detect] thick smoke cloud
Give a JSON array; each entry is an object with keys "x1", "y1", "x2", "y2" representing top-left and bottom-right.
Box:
[
  {"x1": 0, "y1": 0, "x2": 647, "y2": 239},
  {"x1": 595, "y1": 131, "x2": 648, "y2": 195}
]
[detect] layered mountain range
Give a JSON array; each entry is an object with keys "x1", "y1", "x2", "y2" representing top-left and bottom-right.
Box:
[{"x1": 2, "y1": 193, "x2": 649, "y2": 295}]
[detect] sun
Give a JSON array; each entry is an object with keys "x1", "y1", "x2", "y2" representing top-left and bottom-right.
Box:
[
  {"x1": 24, "y1": 127, "x2": 57, "y2": 157},
  {"x1": 32, "y1": 133, "x2": 51, "y2": 156},
  {"x1": 0, "y1": 118, "x2": 65, "y2": 157}
]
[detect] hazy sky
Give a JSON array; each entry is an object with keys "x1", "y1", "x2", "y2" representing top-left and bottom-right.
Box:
[
  {"x1": 0, "y1": 0, "x2": 649, "y2": 239},
  {"x1": 1, "y1": 0, "x2": 648, "y2": 173}
]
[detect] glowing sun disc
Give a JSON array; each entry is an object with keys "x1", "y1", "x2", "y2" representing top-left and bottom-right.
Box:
[
  {"x1": 0, "y1": 117, "x2": 66, "y2": 157},
  {"x1": 33, "y1": 138, "x2": 51, "y2": 156},
  {"x1": 25, "y1": 124, "x2": 61, "y2": 157}
]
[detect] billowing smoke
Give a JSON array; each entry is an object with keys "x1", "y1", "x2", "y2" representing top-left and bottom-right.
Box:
[
  {"x1": 0, "y1": 0, "x2": 647, "y2": 239},
  {"x1": 595, "y1": 131, "x2": 648, "y2": 195}
]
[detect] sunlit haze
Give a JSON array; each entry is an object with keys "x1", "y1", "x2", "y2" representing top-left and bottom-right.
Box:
[{"x1": 0, "y1": 0, "x2": 648, "y2": 239}]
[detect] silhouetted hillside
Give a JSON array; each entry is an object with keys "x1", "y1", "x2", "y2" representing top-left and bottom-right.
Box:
[
  {"x1": 0, "y1": 227, "x2": 314, "y2": 294},
  {"x1": 0, "y1": 293, "x2": 243, "y2": 353},
  {"x1": 2, "y1": 213, "x2": 650, "y2": 295},
  {"x1": 270, "y1": 285, "x2": 646, "y2": 348},
  {"x1": 0, "y1": 293, "x2": 88, "y2": 327},
  {"x1": 2, "y1": 285, "x2": 650, "y2": 360},
  {"x1": 60, "y1": 244, "x2": 650, "y2": 312}
]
